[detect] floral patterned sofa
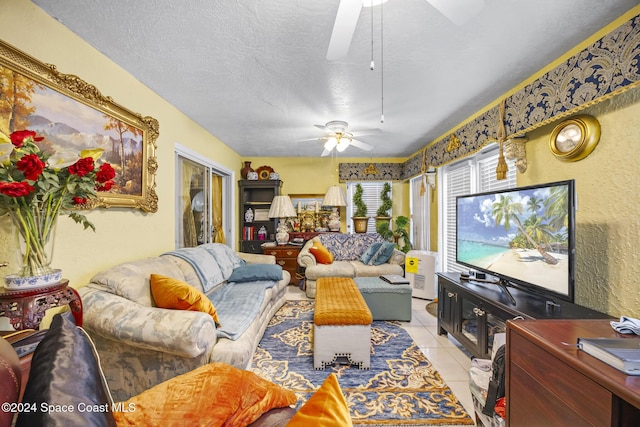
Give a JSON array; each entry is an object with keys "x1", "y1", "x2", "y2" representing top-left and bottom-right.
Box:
[
  {"x1": 78, "y1": 243, "x2": 290, "y2": 401},
  {"x1": 297, "y1": 233, "x2": 405, "y2": 298}
]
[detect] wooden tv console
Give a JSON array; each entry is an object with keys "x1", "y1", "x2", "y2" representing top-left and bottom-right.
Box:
[{"x1": 436, "y1": 272, "x2": 610, "y2": 359}]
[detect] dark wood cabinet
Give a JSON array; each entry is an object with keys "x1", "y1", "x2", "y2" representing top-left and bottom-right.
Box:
[
  {"x1": 262, "y1": 245, "x2": 302, "y2": 286},
  {"x1": 436, "y1": 272, "x2": 610, "y2": 359},
  {"x1": 507, "y1": 319, "x2": 640, "y2": 427},
  {"x1": 238, "y1": 179, "x2": 282, "y2": 254}
]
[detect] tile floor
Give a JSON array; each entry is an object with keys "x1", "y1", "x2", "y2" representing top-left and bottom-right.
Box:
[{"x1": 285, "y1": 285, "x2": 476, "y2": 421}]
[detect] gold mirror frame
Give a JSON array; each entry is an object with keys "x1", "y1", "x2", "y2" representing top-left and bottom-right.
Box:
[{"x1": 0, "y1": 40, "x2": 159, "y2": 212}]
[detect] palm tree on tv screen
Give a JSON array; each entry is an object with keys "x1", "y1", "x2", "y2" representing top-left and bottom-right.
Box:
[{"x1": 491, "y1": 195, "x2": 558, "y2": 265}]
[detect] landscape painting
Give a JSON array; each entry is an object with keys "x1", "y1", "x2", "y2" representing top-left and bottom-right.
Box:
[{"x1": 0, "y1": 40, "x2": 158, "y2": 212}]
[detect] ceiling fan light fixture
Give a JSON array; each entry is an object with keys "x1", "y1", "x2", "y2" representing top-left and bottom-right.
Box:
[
  {"x1": 325, "y1": 120, "x2": 349, "y2": 133},
  {"x1": 324, "y1": 137, "x2": 338, "y2": 151},
  {"x1": 336, "y1": 140, "x2": 350, "y2": 152}
]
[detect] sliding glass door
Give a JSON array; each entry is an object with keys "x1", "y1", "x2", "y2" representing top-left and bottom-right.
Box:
[{"x1": 175, "y1": 145, "x2": 233, "y2": 249}]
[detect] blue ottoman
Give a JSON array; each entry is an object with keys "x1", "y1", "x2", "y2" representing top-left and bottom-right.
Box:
[{"x1": 354, "y1": 277, "x2": 412, "y2": 321}]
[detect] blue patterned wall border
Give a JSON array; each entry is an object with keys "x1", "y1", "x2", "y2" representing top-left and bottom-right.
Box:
[
  {"x1": 338, "y1": 162, "x2": 404, "y2": 181},
  {"x1": 401, "y1": 12, "x2": 640, "y2": 179}
]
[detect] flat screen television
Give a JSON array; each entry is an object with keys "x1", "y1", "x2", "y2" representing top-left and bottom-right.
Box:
[{"x1": 456, "y1": 179, "x2": 575, "y2": 303}]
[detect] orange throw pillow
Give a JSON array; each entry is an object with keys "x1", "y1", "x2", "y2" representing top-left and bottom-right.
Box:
[
  {"x1": 286, "y1": 373, "x2": 352, "y2": 427},
  {"x1": 113, "y1": 362, "x2": 297, "y2": 427},
  {"x1": 149, "y1": 273, "x2": 220, "y2": 325},
  {"x1": 309, "y1": 241, "x2": 334, "y2": 264}
]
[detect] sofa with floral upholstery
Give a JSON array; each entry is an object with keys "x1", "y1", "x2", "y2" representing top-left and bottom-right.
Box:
[
  {"x1": 78, "y1": 243, "x2": 290, "y2": 401},
  {"x1": 297, "y1": 233, "x2": 405, "y2": 298},
  {"x1": 1, "y1": 312, "x2": 353, "y2": 427}
]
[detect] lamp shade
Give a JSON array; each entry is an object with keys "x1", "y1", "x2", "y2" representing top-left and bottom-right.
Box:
[
  {"x1": 268, "y1": 195, "x2": 297, "y2": 218},
  {"x1": 322, "y1": 185, "x2": 347, "y2": 207}
]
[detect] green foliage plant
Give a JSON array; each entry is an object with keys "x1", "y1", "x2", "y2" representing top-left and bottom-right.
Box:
[
  {"x1": 393, "y1": 215, "x2": 412, "y2": 253},
  {"x1": 376, "y1": 182, "x2": 392, "y2": 217},
  {"x1": 353, "y1": 183, "x2": 368, "y2": 217}
]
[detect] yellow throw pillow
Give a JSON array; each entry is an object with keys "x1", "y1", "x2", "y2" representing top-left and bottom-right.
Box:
[
  {"x1": 149, "y1": 273, "x2": 220, "y2": 325},
  {"x1": 309, "y1": 241, "x2": 334, "y2": 265},
  {"x1": 113, "y1": 362, "x2": 297, "y2": 427},
  {"x1": 286, "y1": 373, "x2": 352, "y2": 427}
]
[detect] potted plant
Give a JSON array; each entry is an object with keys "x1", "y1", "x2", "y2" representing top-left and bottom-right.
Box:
[
  {"x1": 352, "y1": 183, "x2": 369, "y2": 233},
  {"x1": 375, "y1": 182, "x2": 392, "y2": 229},
  {"x1": 392, "y1": 215, "x2": 412, "y2": 253}
]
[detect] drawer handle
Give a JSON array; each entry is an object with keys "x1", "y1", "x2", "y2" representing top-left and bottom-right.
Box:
[
  {"x1": 286, "y1": 251, "x2": 294, "y2": 256},
  {"x1": 447, "y1": 292, "x2": 455, "y2": 298},
  {"x1": 473, "y1": 307, "x2": 485, "y2": 317},
  {"x1": 278, "y1": 260, "x2": 286, "y2": 266}
]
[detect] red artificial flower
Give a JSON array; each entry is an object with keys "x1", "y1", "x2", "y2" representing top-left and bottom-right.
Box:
[
  {"x1": 72, "y1": 196, "x2": 88, "y2": 205},
  {"x1": 96, "y1": 180, "x2": 114, "y2": 192},
  {"x1": 96, "y1": 163, "x2": 116, "y2": 183},
  {"x1": 68, "y1": 157, "x2": 95, "y2": 177},
  {"x1": 9, "y1": 130, "x2": 44, "y2": 147},
  {"x1": 0, "y1": 181, "x2": 35, "y2": 198},
  {"x1": 16, "y1": 153, "x2": 46, "y2": 181}
]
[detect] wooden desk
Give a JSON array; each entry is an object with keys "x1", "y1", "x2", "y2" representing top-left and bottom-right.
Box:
[
  {"x1": 0, "y1": 280, "x2": 82, "y2": 330},
  {"x1": 507, "y1": 319, "x2": 640, "y2": 427},
  {"x1": 262, "y1": 245, "x2": 302, "y2": 286}
]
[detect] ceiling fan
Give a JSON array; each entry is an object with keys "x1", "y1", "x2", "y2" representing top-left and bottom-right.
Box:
[
  {"x1": 304, "y1": 120, "x2": 381, "y2": 156},
  {"x1": 326, "y1": 0, "x2": 485, "y2": 60}
]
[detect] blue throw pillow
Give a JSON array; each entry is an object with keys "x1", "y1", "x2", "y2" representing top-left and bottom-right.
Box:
[
  {"x1": 228, "y1": 264, "x2": 283, "y2": 283},
  {"x1": 370, "y1": 242, "x2": 397, "y2": 266},
  {"x1": 360, "y1": 242, "x2": 383, "y2": 265}
]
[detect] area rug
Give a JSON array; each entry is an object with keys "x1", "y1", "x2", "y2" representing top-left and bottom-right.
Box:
[
  {"x1": 426, "y1": 301, "x2": 438, "y2": 318},
  {"x1": 251, "y1": 300, "x2": 474, "y2": 426}
]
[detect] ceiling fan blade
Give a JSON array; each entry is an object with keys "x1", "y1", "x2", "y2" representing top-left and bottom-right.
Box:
[
  {"x1": 326, "y1": 0, "x2": 363, "y2": 60},
  {"x1": 350, "y1": 139, "x2": 373, "y2": 151},
  {"x1": 321, "y1": 148, "x2": 332, "y2": 157},
  {"x1": 350, "y1": 128, "x2": 382, "y2": 137},
  {"x1": 425, "y1": 0, "x2": 484, "y2": 26}
]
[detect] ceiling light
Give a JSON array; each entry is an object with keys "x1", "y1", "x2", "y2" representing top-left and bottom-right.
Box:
[
  {"x1": 324, "y1": 137, "x2": 338, "y2": 151},
  {"x1": 336, "y1": 136, "x2": 351, "y2": 152}
]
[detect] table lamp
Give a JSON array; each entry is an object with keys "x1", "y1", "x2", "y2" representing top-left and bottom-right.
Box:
[
  {"x1": 268, "y1": 195, "x2": 297, "y2": 245},
  {"x1": 322, "y1": 185, "x2": 346, "y2": 232}
]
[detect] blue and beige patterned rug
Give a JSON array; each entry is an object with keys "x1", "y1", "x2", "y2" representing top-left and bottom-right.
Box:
[{"x1": 252, "y1": 300, "x2": 474, "y2": 426}]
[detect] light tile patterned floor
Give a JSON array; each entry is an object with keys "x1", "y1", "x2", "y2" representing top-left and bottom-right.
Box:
[{"x1": 285, "y1": 285, "x2": 476, "y2": 422}]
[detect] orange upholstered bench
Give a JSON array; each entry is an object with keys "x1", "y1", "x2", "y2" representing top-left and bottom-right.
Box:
[{"x1": 313, "y1": 277, "x2": 373, "y2": 370}]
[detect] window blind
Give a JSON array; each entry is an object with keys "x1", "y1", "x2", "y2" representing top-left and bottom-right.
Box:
[
  {"x1": 441, "y1": 147, "x2": 516, "y2": 272},
  {"x1": 346, "y1": 181, "x2": 390, "y2": 233}
]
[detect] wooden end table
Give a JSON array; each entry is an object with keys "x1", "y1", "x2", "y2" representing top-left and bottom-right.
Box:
[
  {"x1": 0, "y1": 280, "x2": 82, "y2": 330},
  {"x1": 262, "y1": 245, "x2": 303, "y2": 286}
]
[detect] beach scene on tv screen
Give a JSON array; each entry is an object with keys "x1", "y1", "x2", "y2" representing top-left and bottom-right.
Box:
[{"x1": 457, "y1": 183, "x2": 570, "y2": 296}]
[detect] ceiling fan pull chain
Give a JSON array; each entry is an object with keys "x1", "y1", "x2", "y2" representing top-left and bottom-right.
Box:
[
  {"x1": 380, "y1": 0, "x2": 384, "y2": 123},
  {"x1": 370, "y1": 0, "x2": 375, "y2": 70}
]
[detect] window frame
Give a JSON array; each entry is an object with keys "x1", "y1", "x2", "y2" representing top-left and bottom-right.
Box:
[
  {"x1": 345, "y1": 181, "x2": 392, "y2": 234},
  {"x1": 437, "y1": 144, "x2": 517, "y2": 272}
]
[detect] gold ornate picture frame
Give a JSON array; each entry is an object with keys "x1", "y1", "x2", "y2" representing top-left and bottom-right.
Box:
[{"x1": 0, "y1": 40, "x2": 159, "y2": 212}]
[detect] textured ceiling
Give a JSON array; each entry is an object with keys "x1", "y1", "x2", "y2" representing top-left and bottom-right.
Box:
[{"x1": 32, "y1": 0, "x2": 639, "y2": 158}]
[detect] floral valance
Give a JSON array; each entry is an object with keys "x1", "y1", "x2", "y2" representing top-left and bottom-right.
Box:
[{"x1": 399, "y1": 11, "x2": 640, "y2": 179}]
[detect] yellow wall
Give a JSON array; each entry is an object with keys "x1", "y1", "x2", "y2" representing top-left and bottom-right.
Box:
[
  {"x1": 2, "y1": 0, "x2": 638, "y2": 320},
  {"x1": 518, "y1": 85, "x2": 640, "y2": 317},
  {"x1": 244, "y1": 157, "x2": 410, "y2": 233},
  {"x1": 0, "y1": 0, "x2": 242, "y2": 288}
]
